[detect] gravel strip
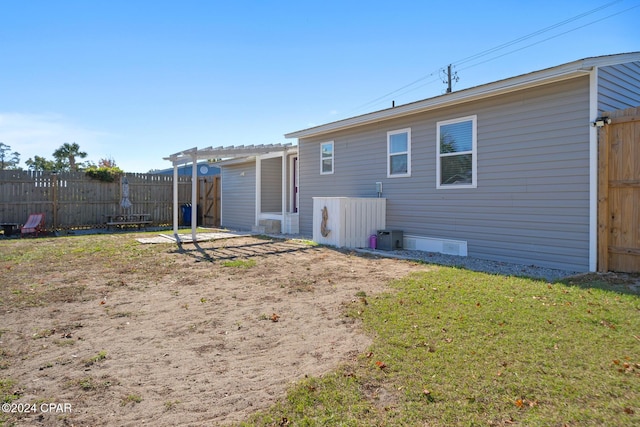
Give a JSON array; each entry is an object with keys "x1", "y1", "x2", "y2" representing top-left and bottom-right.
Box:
[{"x1": 355, "y1": 248, "x2": 580, "y2": 282}]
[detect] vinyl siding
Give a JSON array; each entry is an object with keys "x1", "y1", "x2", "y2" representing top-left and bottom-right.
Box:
[
  {"x1": 220, "y1": 162, "x2": 255, "y2": 231},
  {"x1": 298, "y1": 76, "x2": 592, "y2": 271},
  {"x1": 598, "y1": 61, "x2": 640, "y2": 112},
  {"x1": 260, "y1": 157, "x2": 282, "y2": 212}
]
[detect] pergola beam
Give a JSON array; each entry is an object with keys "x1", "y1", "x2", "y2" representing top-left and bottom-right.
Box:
[{"x1": 164, "y1": 143, "x2": 294, "y2": 165}]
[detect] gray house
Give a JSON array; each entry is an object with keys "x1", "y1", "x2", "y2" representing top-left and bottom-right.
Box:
[{"x1": 285, "y1": 52, "x2": 640, "y2": 272}]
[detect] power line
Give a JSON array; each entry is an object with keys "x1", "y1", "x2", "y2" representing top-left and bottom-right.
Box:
[
  {"x1": 452, "y1": 0, "x2": 622, "y2": 67},
  {"x1": 341, "y1": 0, "x2": 634, "y2": 117},
  {"x1": 457, "y1": 2, "x2": 640, "y2": 73},
  {"x1": 341, "y1": 68, "x2": 441, "y2": 116}
]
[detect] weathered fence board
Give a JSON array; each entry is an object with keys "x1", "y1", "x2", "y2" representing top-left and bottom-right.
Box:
[{"x1": 0, "y1": 171, "x2": 192, "y2": 230}]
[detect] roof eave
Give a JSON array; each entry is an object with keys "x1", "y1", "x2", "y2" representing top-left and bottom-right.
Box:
[{"x1": 285, "y1": 68, "x2": 591, "y2": 140}]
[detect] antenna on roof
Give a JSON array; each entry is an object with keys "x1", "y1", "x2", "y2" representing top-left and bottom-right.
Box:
[{"x1": 442, "y1": 64, "x2": 459, "y2": 93}]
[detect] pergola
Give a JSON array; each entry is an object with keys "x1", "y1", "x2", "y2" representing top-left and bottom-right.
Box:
[{"x1": 164, "y1": 143, "x2": 295, "y2": 241}]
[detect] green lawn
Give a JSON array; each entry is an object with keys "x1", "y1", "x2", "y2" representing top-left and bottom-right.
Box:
[{"x1": 239, "y1": 267, "x2": 639, "y2": 426}]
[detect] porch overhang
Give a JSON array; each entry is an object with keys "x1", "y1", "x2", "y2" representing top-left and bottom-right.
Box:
[
  {"x1": 163, "y1": 144, "x2": 298, "y2": 241},
  {"x1": 164, "y1": 143, "x2": 295, "y2": 165}
]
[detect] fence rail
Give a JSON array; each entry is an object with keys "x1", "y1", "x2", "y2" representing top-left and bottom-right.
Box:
[{"x1": 0, "y1": 170, "x2": 192, "y2": 230}]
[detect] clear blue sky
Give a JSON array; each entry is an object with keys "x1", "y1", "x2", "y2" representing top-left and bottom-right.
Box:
[{"x1": 1, "y1": 0, "x2": 638, "y2": 173}]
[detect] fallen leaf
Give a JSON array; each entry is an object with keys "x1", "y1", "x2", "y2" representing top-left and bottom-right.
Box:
[
  {"x1": 366, "y1": 352, "x2": 373, "y2": 358},
  {"x1": 515, "y1": 399, "x2": 524, "y2": 408},
  {"x1": 375, "y1": 360, "x2": 386, "y2": 369},
  {"x1": 271, "y1": 313, "x2": 280, "y2": 322},
  {"x1": 624, "y1": 407, "x2": 635, "y2": 414}
]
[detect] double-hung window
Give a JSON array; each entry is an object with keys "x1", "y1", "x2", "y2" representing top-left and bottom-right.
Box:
[
  {"x1": 320, "y1": 141, "x2": 334, "y2": 174},
  {"x1": 387, "y1": 128, "x2": 411, "y2": 177},
  {"x1": 437, "y1": 116, "x2": 477, "y2": 188}
]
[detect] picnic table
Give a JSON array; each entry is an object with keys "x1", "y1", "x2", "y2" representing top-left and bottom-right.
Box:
[
  {"x1": 0, "y1": 223, "x2": 20, "y2": 237},
  {"x1": 104, "y1": 214, "x2": 151, "y2": 230}
]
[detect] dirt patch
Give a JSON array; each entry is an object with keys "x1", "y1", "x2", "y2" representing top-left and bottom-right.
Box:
[
  {"x1": 562, "y1": 271, "x2": 640, "y2": 295},
  {"x1": 1, "y1": 236, "x2": 427, "y2": 426}
]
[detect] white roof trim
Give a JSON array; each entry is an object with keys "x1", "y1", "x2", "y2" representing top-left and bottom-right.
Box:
[{"x1": 285, "y1": 52, "x2": 640, "y2": 139}]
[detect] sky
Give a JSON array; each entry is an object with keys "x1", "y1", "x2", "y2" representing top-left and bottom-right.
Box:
[{"x1": 1, "y1": 0, "x2": 639, "y2": 173}]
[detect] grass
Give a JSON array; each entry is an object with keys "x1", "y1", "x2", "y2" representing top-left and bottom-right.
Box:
[
  {"x1": 120, "y1": 393, "x2": 142, "y2": 406},
  {"x1": 0, "y1": 378, "x2": 18, "y2": 403},
  {"x1": 0, "y1": 233, "x2": 171, "y2": 308},
  {"x1": 84, "y1": 350, "x2": 107, "y2": 367},
  {"x1": 239, "y1": 267, "x2": 640, "y2": 426},
  {"x1": 221, "y1": 258, "x2": 256, "y2": 268}
]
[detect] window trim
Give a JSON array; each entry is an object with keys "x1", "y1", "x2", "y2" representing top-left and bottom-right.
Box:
[
  {"x1": 387, "y1": 128, "x2": 411, "y2": 178},
  {"x1": 320, "y1": 141, "x2": 334, "y2": 175},
  {"x1": 436, "y1": 115, "x2": 477, "y2": 189}
]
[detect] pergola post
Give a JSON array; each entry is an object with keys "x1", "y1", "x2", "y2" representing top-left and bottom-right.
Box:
[
  {"x1": 172, "y1": 163, "x2": 179, "y2": 236},
  {"x1": 281, "y1": 152, "x2": 287, "y2": 217},
  {"x1": 191, "y1": 152, "x2": 198, "y2": 242},
  {"x1": 255, "y1": 155, "x2": 261, "y2": 228}
]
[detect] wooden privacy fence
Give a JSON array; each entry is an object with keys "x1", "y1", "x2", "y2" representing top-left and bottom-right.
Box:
[
  {"x1": 598, "y1": 105, "x2": 640, "y2": 273},
  {"x1": 0, "y1": 171, "x2": 192, "y2": 230}
]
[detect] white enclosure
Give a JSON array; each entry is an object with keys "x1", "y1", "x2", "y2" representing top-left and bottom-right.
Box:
[{"x1": 312, "y1": 197, "x2": 386, "y2": 248}]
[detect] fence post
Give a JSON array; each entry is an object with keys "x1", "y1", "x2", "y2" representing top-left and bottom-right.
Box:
[{"x1": 52, "y1": 172, "x2": 58, "y2": 230}]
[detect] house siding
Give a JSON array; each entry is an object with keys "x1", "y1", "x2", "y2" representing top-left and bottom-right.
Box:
[
  {"x1": 598, "y1": 61, "x2": 640, "y2": 112},
  {"x1": 299, "y1": 76, "x2": 592, "y2": 271},
  {"x1": 260, "y1": 157, "x2": 282, "y2": 212},
  {"x1": 220, "y1": 162, "x2": 255, "y2": 231}
]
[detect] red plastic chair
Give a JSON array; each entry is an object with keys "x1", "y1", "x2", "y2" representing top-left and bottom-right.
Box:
[{"x1": 21, "y1": 213, "x2": 45, "y2": 237}]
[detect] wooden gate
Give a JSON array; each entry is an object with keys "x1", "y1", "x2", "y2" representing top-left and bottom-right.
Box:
[
  {"x1": 198, "y1": 176, "x2": 220, "y2": 227},
  {"x1": 598, "y1": 106, "x2": 640, "y2": 272}
]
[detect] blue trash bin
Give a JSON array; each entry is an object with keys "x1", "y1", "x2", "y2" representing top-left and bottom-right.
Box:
[{"x1": 181, "y1": 204, "x2": 192, "y2": 226}]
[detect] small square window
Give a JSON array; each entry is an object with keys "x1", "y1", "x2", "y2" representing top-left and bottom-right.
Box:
[
  {"x1": 387, "y1": 128, "x2": 411, "y2": 177},
  {"x1": 320, "y1": 141, "x2": 334, "y2": 174}
]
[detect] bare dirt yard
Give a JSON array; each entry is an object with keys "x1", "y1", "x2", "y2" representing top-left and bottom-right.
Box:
[{"x1": 1, "y1": 234, "x2": 427, "y2": 426}]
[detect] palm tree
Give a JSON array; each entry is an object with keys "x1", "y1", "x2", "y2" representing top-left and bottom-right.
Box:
[{"x1": 53, "y1": 142, "x2": 87, "y2": 172}]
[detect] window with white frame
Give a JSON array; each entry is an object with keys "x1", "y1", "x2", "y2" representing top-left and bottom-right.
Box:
[
  {"x1": 437, "y1": 116, "x2": 477, "y2": 188},
  {"x1": 320, "y1": 141, "x2": 334, "y2": 174},
  {"x1": 387, "y1": 128, "x2": 411, "y2": 177}
]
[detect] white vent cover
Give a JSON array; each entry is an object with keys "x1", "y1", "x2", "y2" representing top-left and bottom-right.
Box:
[{"x1": 403, "y1": 235, "x2": 467, "y2": 257}]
